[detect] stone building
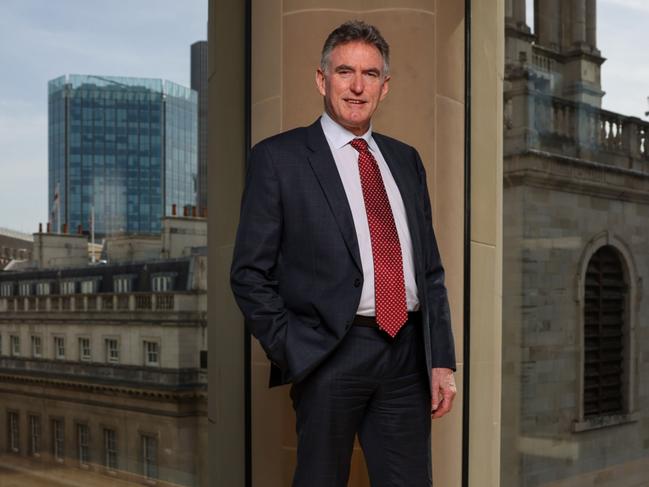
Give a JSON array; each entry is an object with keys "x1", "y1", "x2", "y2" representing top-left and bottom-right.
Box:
[
  {"x1": 0, "y1": 215, "x2": 208, "y2": 486},
  {"x1": 0, "y1": 228, "x2": 33, "y2": 270},
  {"x1": 503, "y1": 0, "x2": 649, "y2": 485}
]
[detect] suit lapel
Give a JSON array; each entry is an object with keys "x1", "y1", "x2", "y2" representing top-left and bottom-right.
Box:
[{"x1": 306, "y1": 121, "x2": 363, "y2": 273}]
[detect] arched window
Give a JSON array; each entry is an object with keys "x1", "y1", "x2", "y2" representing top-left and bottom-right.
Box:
[{"x1": 583, "y1": 245, "x2": 627, "y2": 418}]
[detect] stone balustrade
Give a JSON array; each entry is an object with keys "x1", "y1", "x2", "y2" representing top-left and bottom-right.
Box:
[
  {"x1": 0, "y1": 292, "x2": 204, "y2": 314},
  {"x1": 508, "y1": 91, "x2": 649, "y2": 172}
]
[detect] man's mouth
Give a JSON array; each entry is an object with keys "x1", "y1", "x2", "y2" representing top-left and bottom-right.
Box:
[{"x1": 344, "y1": 99, "x2": 365, "y2": 105}]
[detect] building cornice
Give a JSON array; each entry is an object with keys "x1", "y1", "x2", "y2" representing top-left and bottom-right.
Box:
[{"x1": 504, "y1": 149, "x2": 649, "y2": 204}]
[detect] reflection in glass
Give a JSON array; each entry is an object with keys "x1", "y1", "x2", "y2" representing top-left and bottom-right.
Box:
[{"x1": 503, "y1": 0, "x2": 649, "y2": 485}]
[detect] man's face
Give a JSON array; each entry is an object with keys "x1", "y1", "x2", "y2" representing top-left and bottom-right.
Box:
[{"x1": 316, "y1": 41, "x2": 390, "y2": 136}]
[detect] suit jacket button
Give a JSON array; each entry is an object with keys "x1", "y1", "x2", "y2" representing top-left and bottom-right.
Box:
[{"x1": 353, "y1": 278, "x2": 361, "y2": 287}]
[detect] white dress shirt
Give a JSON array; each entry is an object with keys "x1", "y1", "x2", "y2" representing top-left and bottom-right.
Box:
[{"x1": 320, "y1": 112, "x2": 419, "y2": 316}]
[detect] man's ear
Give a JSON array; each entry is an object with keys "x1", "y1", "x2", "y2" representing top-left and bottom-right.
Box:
[
  {"x1": 315, "y1": 68, "x2": 327, "y2": 97},
  {"x1": 379, "y1": 75, "x2": 390, "y2": 101}
]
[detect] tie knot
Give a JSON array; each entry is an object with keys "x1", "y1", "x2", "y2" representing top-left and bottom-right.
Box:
[{"x1": 350, "y1": 138, "x2": 369, "y2": 154}]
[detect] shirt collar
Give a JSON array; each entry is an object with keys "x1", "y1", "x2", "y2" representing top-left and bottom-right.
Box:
[{"x1": 320, "y1": 112, "x2": 378, "y2": 153}]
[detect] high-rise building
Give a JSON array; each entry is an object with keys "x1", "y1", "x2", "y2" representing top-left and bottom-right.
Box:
[
  {"x1": 48, "y1": 75, "x2": 198, "y2": 237},
  {"x1": 191, "y1": 42, "x2": 208, "y2": 212}
]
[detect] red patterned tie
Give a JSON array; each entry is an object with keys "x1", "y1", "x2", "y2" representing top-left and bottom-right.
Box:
[{"x1": 351, "y1": 138, "x2": 408, "y2": 337}]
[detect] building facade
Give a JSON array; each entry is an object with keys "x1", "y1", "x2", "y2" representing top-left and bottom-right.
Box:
[
  {"x1": 0, "y1": 219, "x2": 208, "y2": 486},
  {"x1": 191, "y1": 41, "x2": 209, "y2": 213},
  {"x1": 48, "y1": 75, "x2": 198, "y2": 238},
  {"x1": 503, "y1": 0, "x2": 649, "y2": 485}
]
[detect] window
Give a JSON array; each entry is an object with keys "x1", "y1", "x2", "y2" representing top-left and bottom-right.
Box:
[
  {"x1": 79, "y1": 337, "x2": 91, "y2": 361},
  {"x1": 0, "y1": 282, "x2": 13, "y2": 297},
  {"x1": 80, "y1": 279, "x2": 98, "y2": 294},
  {"x1": 52, "y1": 419, "x2": 64, "y2": 461},
  {"x1": 60, "y1": 280, "x2": 76, "y2": 295},
  {"x1": 141, "y1": 435, "x2": 158, "y2": 479},
  {"x1": 54, "y1": 336, "x2": 66, "y2": 360},
  {"x1": 152, "y1": 274, "x2": 174, "y2": 292},
  {"x1": 35, "y1": 282, "x2": 51, "y2": 296},
  {"x1": 113, "y1": 276, "x2": 133, "y2": 293},
  {"x1": 18, "y1": 281, "x2": 32, "y2": 296},
  {"x1": 144, "y1": 341, "x2": 160, "y2": 366},
  {"x1": 583, "y1": 245, "x2": 627, "y2": 418},
  {"x1": 31, "y1": 335, "x2": 42, "y2": 358},
  {"x1": 10, "y1": 335, "x2": 20, "y2": 356},
  {"x1": 77, "y1": 423, "x2": 90, "y2": 466},
  {"x1": 8, "y1": 412, "x2": 19, "y2": 452},
  {"x1": 29, "y1": 415, "x2": 41, "y2": 456},
  {"x1": 103, "y1": 428, "x2": 118, "y2": 469},
  {"x1": 105, "y1": 338, "x2": 119, "y2": 363}
]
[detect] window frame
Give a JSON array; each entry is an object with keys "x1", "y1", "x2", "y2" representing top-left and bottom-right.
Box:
[
  {"x1": 31, "y1": 335, "x2": 42, "y2": 358},
  {"x1": 51, "y1": 417, "x2": 65, "y2": 462},
  {"x1": 78, "y1": 336, "x2": 92, "y2": 361},
  {"x1": 141, "y1": 433, "x2": 159, "y2": 479},
  {"x1": 10, "y1": 335, "x2": 20, "y2": 357},
  {"x1": 28, "y1": 414, "x2": 41, "y2": 457},
  {"x1": 53, "y1": 336, "x2": 66, "y2": 360},
  {"x1": 77, "y1": 423, "x2": 90, "y2": 466},
  {"x1": 8, "y1": 410, "x2": 20, "y2": 453},
  {"x1": 113, "y1": 274, "x2": 135, "y2": 294},
  {"x1": 0, "y1": 282, "x2": 13, "y2": 297},
  {"x1": 152, "y1": 273, "x2": 176, "y2": 292},
  {"x1": 574, "y1": 233, "x2": 640, "y2": 432},
  {"x1": 143, "y1": 340, "x2": 160, "y2": 367},
  {"x1": 105, "y1": 337, "x2": 120, "y2": 364},
  {"x1": 103, "y1": 428, "x2": 118, "y2": 470}
]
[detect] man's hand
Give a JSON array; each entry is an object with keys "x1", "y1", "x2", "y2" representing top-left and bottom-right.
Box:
[{"x1": 431, "y1": 368, "x2": 456, "y2": 419}]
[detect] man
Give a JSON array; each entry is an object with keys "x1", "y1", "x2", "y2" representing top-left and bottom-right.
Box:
[{"x1": 231, "y1": 20, "x2": 456, "y2": 486}]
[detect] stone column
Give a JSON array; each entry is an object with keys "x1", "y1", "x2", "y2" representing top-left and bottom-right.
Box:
[
  {"x1": 586, "y1": 0, "x2": 597, "y2": 48},
  {"x1": 506, "y1": 0, "x2": 527, "y2": 30},
  {"x1": 536, "y1": 0, "x2": 560, "y2": 51},
  {"x1": 572, "y1": 0, "x2": 587, "y2": 46},
  {"x1": 512, "y1": 0, "x2": 526, "y2": 27}
]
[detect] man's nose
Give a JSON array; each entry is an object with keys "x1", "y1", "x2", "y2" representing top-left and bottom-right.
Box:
[{"x1": 350, "y1": 73, "x2": 364, "y2": 94}]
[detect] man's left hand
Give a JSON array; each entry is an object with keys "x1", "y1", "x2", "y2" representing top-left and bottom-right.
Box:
[{"x1": 431, "y1": 368, "x2": 456, "y2": 419}]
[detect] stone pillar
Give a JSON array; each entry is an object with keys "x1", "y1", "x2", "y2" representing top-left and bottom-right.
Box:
[
  {"x1": 512, "y1": 0, "x2": 526, "y2": 27},
  {"x1": 572, "y1": 0, "x2": 587, "y2": 47},
  {"x1": 536, "y1": 0, "x2": 560, "y2": 51},
  {"x1": 506, "y1": 0, "x2": 528, "y2": 31},
  {"x1": 586, "y1": 0, "x2": 597, "y2": 48}
]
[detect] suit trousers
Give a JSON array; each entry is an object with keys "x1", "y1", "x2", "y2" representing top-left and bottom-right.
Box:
[{"x1": 290, "y1": 317, "x2": 432, "y2": 487}]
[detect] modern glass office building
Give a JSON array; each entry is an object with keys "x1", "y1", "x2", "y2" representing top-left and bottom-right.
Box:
[{"x1": 48, "y1": 75, "x2": 198, "y2": 237}]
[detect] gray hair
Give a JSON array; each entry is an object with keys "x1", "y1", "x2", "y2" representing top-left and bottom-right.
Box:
[{"x1": 320, "y1": 20, "x2": 390, "y2": 76}]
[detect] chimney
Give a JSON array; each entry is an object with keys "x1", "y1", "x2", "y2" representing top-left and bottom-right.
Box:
[
  {"x1": 46, "y1": 222, "x2": 51, "y2": 233},
  {"x1": 63, "y1": 223, "x2": 68, "y2": 234},
  {"x1": 39, "y1": 223, "x2": 43, "y2": 234},
  {"x1": 192, "y1": 206, "x2": 197, "y2": 217},
  {"x1": 172, "y1": 203, "x2": 177, "y2": 216}
]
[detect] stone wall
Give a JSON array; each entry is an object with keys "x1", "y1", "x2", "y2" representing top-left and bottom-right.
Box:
[{"x1": 503, "y1": 172, "x2": 649, "y2": 486}]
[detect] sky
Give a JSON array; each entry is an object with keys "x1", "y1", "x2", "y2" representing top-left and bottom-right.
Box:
[
  {"x1": 0, "y1": 0, "x2": 207, "y2": 233},
  {"x1": 1, "y1": 0, "x2": 647, "y2": 233}
]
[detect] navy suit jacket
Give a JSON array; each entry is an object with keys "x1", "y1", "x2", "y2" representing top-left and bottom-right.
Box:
[{"x1": 230, "y1": 119, "x2": 455, "y2": 388}]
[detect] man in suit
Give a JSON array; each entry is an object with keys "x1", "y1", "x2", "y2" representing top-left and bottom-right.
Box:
[{"x1": 231, "y1": 20, "x2": 456, "y2": 487}]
